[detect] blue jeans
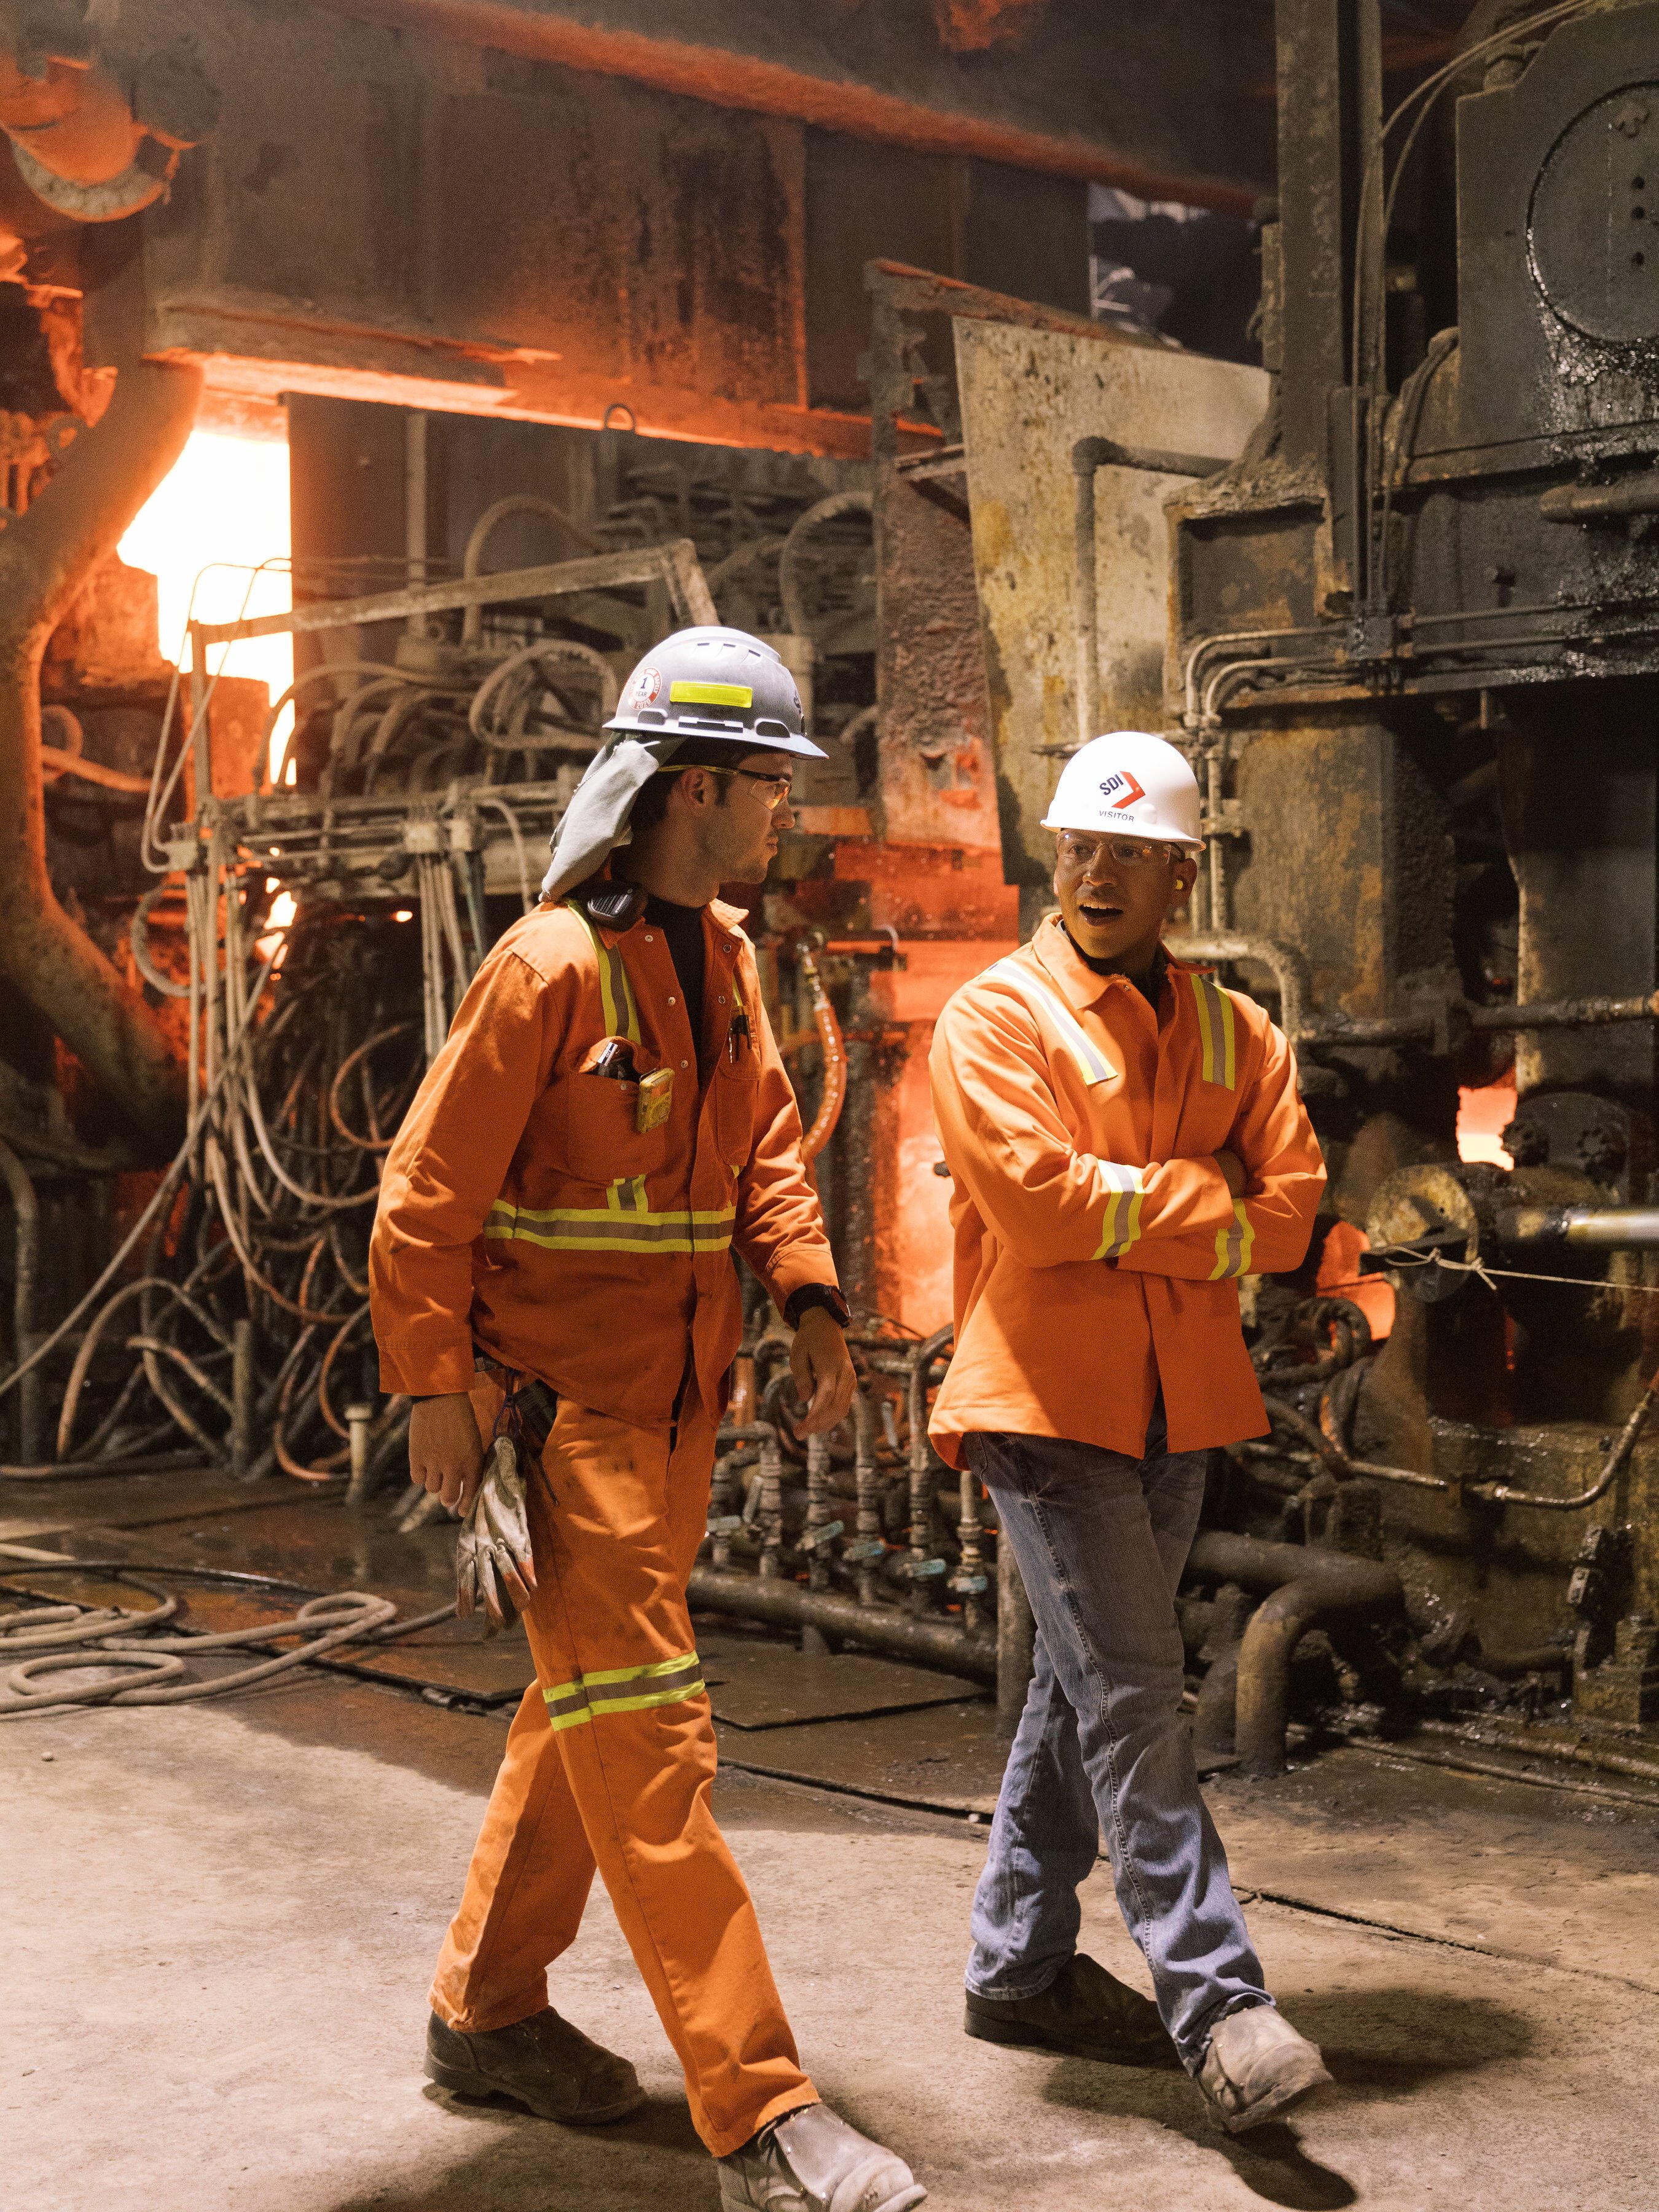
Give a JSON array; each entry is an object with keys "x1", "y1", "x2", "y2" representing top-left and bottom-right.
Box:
[{"x1": 964, "y1": 1417, "x2": 1268, "y2": 2070}]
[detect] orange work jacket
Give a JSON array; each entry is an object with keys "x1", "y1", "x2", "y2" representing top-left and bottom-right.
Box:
[
  {"x1": 928, "y1": 916, "x2": 1325, "y2": 1465},
  {"x1": 370, "y1": 892, "x2": 837, "y2": 1431}
]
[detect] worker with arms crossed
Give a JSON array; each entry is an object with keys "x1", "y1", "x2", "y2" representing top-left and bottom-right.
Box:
[
  {"x1": 371, "y1": 626, "x2": 925, "y2": 2212},
  {"x1": 928, "y1": 731, "x2": 1332, "y2": 2135}
]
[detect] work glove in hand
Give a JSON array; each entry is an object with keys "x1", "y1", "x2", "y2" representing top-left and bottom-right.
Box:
[{"x1": 456, "y1": 1434, "x2": 536, "y2": 1637}]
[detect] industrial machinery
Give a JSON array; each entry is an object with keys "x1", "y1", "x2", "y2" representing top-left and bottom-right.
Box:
[
  {"x1": 18, "y1": 0, "x2": 1659, "y2": 1789},
  {"x1": 1126, "y1": 0, "x2": 1659, "y2": 1762}
]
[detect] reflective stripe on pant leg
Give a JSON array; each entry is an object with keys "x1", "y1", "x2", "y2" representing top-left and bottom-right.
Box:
[
  {"x1": 527, "y1": 1397, "x2": 814, "y2": 2157},
  {"x1": 543, "y1": 1651, "x2": 705, "y2": 1732}
]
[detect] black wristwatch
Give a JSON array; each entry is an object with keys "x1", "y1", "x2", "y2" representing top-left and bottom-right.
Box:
[{"x1": 783, "y1": 1284, "x2": 852, "y2": 1330}]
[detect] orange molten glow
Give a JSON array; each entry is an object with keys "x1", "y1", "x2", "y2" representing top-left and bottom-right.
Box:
[
  {"x1": 1457, "y1": 1083, "x2": 1517, "y2": 1169},
  {"x1": 119, "y1": 427, "x2": 294, "y2": 782}
]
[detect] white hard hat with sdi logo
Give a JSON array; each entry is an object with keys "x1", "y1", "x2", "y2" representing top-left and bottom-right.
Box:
[{"x1": 1041, "y1": 731, "x2": 1204, "y2": 849}]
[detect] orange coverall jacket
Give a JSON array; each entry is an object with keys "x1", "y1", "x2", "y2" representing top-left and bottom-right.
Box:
[
  {"x1": 371, "y1": 892, "x2": 837, "y2": 1427},
  {"x1": 928, "y1": 916, "x2": 1325, "y2": 1466}
]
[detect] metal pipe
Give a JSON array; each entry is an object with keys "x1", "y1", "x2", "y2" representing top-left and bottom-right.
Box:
[
  {"x1": 458, "y1": 495, "x2": 609, "y2": 644},
  {"x1": 1469, "y1": 1359, "x2": 1659, "y2": 1513},
  {"x1": 688, "y1": 1566, "x2": 997, "y2": 1682},
  {"x1": 721, "y1": 1422, "x2": 785, "y2": 1577},
  {"x1": 1171, "y1": 934, "x2": 1311, "y2": 1043},
  {"x1": 708, "y1": 1449, "x2": 746, "y2": 1571},
  {"x1": 1418, "y1": 1714, "x2": 1659, "y2": 1790},
  {"x1": 1541, "y1": 472, "x2": 1659, "y2": 525},
  {"x1": 1265, "y1": 1387, "x2": 1450, "y2": 1492},
  {"x1": 344, "y1": 1402, "x2": 375, "y2": 1505},
  {"x1": 1203, "y1": 747, "x2": 1227, "y2": 927},
  {"x1": 0, "y1": 356, "x2": 199, "y2": 1153},
  {"x1": 194, "y1": 541, "x2": 716, "y2": 648},
  {"x1": 1072, "y1": 441, "x2": 1102, "y2": 748},
  {"x1": 802, "y1": 1429, "x2": 834, "y2": 1593},
  {"x1": 1300, "y1": 992, "x2": 1659, "y2": 1054},
  {"x1": 1470, "y1": 990, "x2": 1659, "y2": 1032},
  {"x1": 953, "y1": 1467, "x2": 987, "y2": 1633},
  {"x1": 1502, "y1": 1207, "x2": 1659, "y2": 1249},
  {"x1": 849, "y1": 1386, "x2": 885, "y2": 1606},
  {"x1": 1185, "y1": 1530, "x2": 1403, "y2": 1777},
  {"x1": 0, "y1": 1137, "x2": 42, "y2": 1465}
]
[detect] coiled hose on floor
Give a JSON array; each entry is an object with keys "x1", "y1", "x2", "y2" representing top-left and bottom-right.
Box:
[{"x1": 0, "y1": 1556, "x2": 456, "y2": 1719}]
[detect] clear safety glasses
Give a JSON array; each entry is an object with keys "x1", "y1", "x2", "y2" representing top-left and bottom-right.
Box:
[
  {"x1": 681, "y1": 764, "x2": 795, "y2": 810},
  {"x1": 1056, "y1": 831, "x2": 1178, "y2": 873}
]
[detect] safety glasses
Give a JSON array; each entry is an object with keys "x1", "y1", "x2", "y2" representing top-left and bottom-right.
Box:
[
  {"x1": 668, "y1": 763, "x2": 795, "y2": 811},
  {"x1": 1056, "y1": 831, "x2": 1177, "y2": 873}
]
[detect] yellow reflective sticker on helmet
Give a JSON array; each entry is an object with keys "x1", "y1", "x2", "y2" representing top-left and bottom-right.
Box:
[{"x1": 670, "y1": 680, "x2": 753, "y2": 707}]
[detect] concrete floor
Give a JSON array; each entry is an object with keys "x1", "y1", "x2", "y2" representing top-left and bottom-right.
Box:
[{"x1": 8, "y1": 1472, "x2": 1659, "y2": 2211}]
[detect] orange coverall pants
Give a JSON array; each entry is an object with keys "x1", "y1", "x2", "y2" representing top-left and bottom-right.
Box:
[{"x1": 430, "y1": 1372, "x2": 817, "y2": 2156}]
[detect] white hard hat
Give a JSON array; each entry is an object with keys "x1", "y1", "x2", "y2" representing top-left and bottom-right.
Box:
[{"x1": 1041, "y1": 731, "x2": 1202, "y2": 849}]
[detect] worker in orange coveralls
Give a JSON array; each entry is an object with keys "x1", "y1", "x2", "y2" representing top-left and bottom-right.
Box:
[
  {"x1": 928, "y1": 731, "x2": 1333, "y2": 2138},
  {"x1": 371, "y1": 626, "x2": 925, "y2": 2212}
]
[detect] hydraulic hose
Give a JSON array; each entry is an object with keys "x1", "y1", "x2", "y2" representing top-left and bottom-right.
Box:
[
  {"x1": 0, "y1": 1556, "x2": 457, "y2": 1717},
  {"x1": 797, "y1": 948, "x2": 845, "y2": 1162}
]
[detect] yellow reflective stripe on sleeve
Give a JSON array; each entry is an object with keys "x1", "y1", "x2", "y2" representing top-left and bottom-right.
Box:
[
  {"x1": 1210, "y1": 1199, "x2": 1255, "y2": 1281},
  {"x1": 988, "y1": 960, "x2": 1117, "y2": 1086},
  {"x1": 565, "y1": 900, "x2": 641, "y2": 1045},
  {"x1": 485, "y1": 1201, "x2": 736, "y2": 1255},
  {"x1": 542, "y1": 1650, "x2": 705, "y2": 1733},
  {"x1": 1189, "y1": 972, "x2": 1237, "y2": 1089},
  {"x1": 1094, "y1": 1161, "x2": 1145, "y2": 1258}
]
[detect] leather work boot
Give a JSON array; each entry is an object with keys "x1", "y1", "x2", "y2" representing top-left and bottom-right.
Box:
[
  {"x1": 715, "y1": 2100, "x2": 926, "y2": 2212},
  {"x1": 963, "y1": 1952, "x2": 1177, "y2": 2068},
  {"x1": 1195, "y1": 2002, "x2": 1333, "y2": 2133},
  {"x1": 425, "y1": 2006, "x2": 646, "y2": 2124}
]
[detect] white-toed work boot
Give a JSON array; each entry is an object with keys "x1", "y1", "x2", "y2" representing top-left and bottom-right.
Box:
[
  {"x1": 1196, "y1": 2002, "x2": 1333, "y2": 2133},
  {"x1": 715, "y1": 2101, "x2": 926, "y2": 2212}
]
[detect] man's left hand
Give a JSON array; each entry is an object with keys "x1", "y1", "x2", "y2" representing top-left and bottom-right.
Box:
[{"x1": 790, "y1": 1306, "x2": 858, "y2": 1435}]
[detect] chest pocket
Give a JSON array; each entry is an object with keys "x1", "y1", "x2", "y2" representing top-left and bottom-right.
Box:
[{"x1": 560, "y1": 1040, "x2": 671, "y2": 1187}]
